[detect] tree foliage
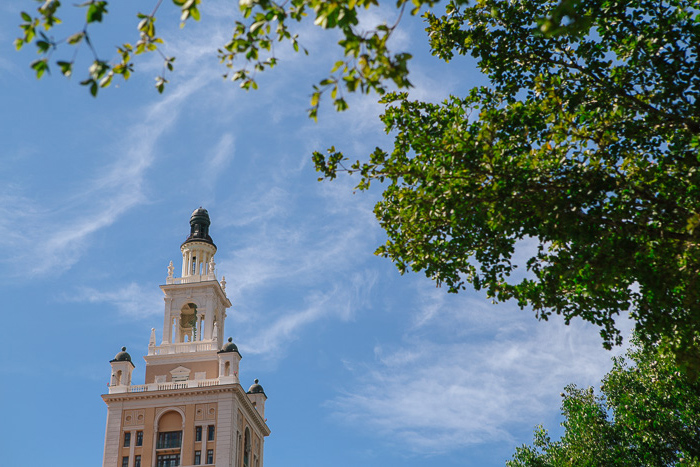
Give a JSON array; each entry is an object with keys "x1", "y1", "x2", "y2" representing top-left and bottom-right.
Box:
[
  {"x1": 508, "y1": 340, "x2": 700, "y2": 466},
  {"x1": 15, "y1": 0, "x2": 700, "y2": 366},
  {"x1": 315, "y1": 0, "x2": 700, "y2": 366},
  {"x1": 15, "y1": 0, "x2": 424, "y2": 114}
]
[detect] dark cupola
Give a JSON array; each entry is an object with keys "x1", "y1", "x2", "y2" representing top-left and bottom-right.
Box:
[{"x1": 182, "y1": 207, "x2": 216, "y2": 248}]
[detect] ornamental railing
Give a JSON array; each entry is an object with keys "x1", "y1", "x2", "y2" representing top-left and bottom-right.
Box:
[
  {"x1": 150, "y1": 341, "x2": 217, "y2": 355},
  {"x1": 109, "y1": 377, "x2": 235, "y2": 394},
  {"x1": 165, "y1": 273, "x2": 216, "y2": 285}
]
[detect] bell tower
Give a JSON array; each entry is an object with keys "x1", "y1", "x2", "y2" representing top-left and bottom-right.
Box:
[
  {"x1": 160, "y1": 208, "x2": 227, "y2": 347},
  {"x1": 102, "y1": 208, "x2": 270, "y2": 467}
]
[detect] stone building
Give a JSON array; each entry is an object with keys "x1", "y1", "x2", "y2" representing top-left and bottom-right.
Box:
[{"x1": 102, "y1": 208, "x2": 270, "y2": 467}]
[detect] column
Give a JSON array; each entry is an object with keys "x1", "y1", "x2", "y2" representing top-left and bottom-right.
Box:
[
  {"x1": 204, "y1": 297, "x2": 215, "y2": 340},
  {"x1": 163, "y1": 299, "x2": 172, "y2": 344},
  {"x1": 175, "y1": 317, "x2": 181, "y2": 343}
]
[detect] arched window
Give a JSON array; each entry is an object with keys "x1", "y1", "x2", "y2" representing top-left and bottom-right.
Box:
[
  {"x1": 156, "y1": 411, "x2": 183, "y2": 467},
  {"x1": 179, "y1": 303, "x2": 197, "y2": 343},
  {"x1": 224, "y1": 361, "x2": 231, "y2": 376}
]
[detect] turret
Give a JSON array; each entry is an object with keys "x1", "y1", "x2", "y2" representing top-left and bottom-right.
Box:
[
  {"x1": 217, "y1": 337, "x2": 242, "y2": 384},
  {"x1": 247, "y1": 379, "x2": 267, "y2": 418},
  {"x1": 180, "y1": 207, "x2": 217, "y2": 278},
  {"x1": 108, "y1": 347, "x2": 134, "y2": 392}
]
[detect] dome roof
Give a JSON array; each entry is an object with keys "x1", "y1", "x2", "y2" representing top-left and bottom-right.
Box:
[
  {"x1": 247, "y1": 379, "x2": 266, "y2": 396},
  {"x1": 182, "y1": 207, "x2": 216, "y2": 248},
  {"x1": 111, "y1": 346, "x2": 132, "y2": 362},
  {"x1": 191, "y1": 207, "x2": 210, "y2": 219},
  {"x1": 219, "y1": 337, "x2": 239, "y2": 354}
]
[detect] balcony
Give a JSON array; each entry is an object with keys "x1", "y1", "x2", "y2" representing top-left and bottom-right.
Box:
[
  {"x1": 149, "y1": 340, "x2": 218, "y2": 355},
  {"x1": 165, "y1": 272, "x2": 216, "y2": 285},
  {"x1": 108, "y1": 376, "x2": 237, "y2": 394}
]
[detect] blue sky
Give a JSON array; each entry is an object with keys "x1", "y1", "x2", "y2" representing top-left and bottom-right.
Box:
[{"x1": 1, "y1": 1, "x2": 632, "y2": 466}]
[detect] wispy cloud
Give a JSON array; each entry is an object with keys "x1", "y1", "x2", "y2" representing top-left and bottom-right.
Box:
[
  {"x1": 240, "y1": 269, "x2": 377, "y2": 356},
  {"x1": 64, "y1": 282, "x2": 164, "y2": 318},
  {"x1": 326, "y1": 279, "x2": 635, "y2": 455},
  {"x1": 0, "y1": 62, "x2": 217, "y2": 279},
  {"x1": 207, "y1": 155, "x2": 382, "y2": 360},
  {"x1": 204, "y1": 133, "x2": 236, "y2": 181}
]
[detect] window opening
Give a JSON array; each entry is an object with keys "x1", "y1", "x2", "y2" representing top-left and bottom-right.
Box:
[
  {"x1": 244, "y1": 428, "x2": 251, "y2": 467},
  {"x1": 156, "y1": 453, "x2": 180, "y2": 467},
  {"x1": 123, "y1": 432, "x2": 131, "y2": 447},
  {"x1": 156, "y1": 431, "x2": 182, "y2": 449}
]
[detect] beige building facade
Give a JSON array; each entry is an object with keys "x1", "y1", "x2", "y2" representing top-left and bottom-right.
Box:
[{"x1": 102, "y1": 208, "x2": 270, "y2": 467}]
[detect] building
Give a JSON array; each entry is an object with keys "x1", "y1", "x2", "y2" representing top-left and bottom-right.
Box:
[{"x1": 102, "y1": 208, "x2": 270, "y2": 467}]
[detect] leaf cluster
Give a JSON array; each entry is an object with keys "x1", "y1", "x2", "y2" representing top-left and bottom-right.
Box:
[
  {"x1": 508, "y1": 339, "x2": 700, "y2": 466},
  {"x1": 16, "y1": 0, "x2": 181, "y2": 95},
  {"x1": 15, "y1": 0, "x2": 436, "y2": 111},
  {"x1": 315, "y1": 0, "x2": 700, "y2": 367}
]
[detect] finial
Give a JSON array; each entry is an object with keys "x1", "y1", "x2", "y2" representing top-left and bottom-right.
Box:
[
  {"x1": 121, "y1": 346, "x2": 127, "y2": 351},
  {"x1": 220, "y1": 276, "x2": 226, "y2": 292},
  {"x1": 254, "y1": 379, "x2": 259, "y2": 384},
  {"x1": 228, "y1": 337, "x2": 233, "y2": 342},
  {"x1": 167, "y1": 260, "x2": 174, "y2": 278},
  {"x1": 209, "y1": 257, "x2": 216, "y2": 273}
]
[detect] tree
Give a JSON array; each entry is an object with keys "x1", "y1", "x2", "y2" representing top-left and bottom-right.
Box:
[
  {"x1": 15, "y1": 0, "x2": 700, "y2": 365},
  {"x1": 508, "y1": 340, "x2": 700, "y2": 466},
  {"x1": 315, "y1": 0, "x2": 700, "y2": 366}
]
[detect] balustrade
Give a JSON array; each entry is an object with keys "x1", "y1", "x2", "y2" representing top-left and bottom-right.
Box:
[{"x1": 118, "y1": 378, "x2": 223, "y2": 394}]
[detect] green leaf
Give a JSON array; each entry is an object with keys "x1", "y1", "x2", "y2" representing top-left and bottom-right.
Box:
[
  {"x1": 86, "y1": 1, "x2": 107, "y2": 23},
  {"x1": 30, "y1": 58, "x2": 49, "y2": 78},
  {"x1": 67, "y1": 32, "x2": 84, "y2": 44},
  {"x1": 56, "y1": 60, "x2": 72, "y2": 77}
]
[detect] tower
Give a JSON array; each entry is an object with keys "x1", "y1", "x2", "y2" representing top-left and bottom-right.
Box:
[{"x1": 102, "y1": 208, "x2": 270, "y2": 467}]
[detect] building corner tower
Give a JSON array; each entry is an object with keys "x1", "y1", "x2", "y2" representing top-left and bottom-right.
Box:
[{"x1": 102, "y1": 208, "x2": 270, "y2": 467}]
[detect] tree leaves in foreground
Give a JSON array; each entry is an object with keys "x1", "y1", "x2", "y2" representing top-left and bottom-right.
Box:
[
  {"x1": 15, "y1": 0, "x2": 422, "y2": 116},
  {"x1": 508, "y1": 340, "x2": 700, "y2": 466},
  {"x1": 314, "y1": 0, "x2": 700, "y2": 368}
]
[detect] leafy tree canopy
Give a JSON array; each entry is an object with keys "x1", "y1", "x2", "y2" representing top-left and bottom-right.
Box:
[
  {"x1": 508, "y1": 339, "x2": 700, "y2": 466},
  {"x1": 16, "y1": 0, "x2": 700, "y2": 367},
  {"x1": 318, "y1": 0, "x2": 700, "y2": 369}
]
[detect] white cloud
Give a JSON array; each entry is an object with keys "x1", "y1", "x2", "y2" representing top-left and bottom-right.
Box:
[
  {"x1": 326, "y1": 279, "x2": 635, "y2": 455},
  {"x1": 238, "y1": 269, "x2": 378, "y2": 357},
  {"x1": 207, "y1": 133, "x2": 236, "y2": 174},
  {"x1": 0, "y1": 64, "x2": 217, "y2": 279},
  {"x1": 208, "y1": 167, "x2": 382, "y2": 359},
  {"x1": 65, "y1": 282, "x2": 164, "y2": 318}
]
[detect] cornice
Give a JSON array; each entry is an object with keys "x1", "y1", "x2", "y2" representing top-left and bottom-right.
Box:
[
  {"x1": 101, "y1": 384, "x2": 270, "y2": 436},
  {"x1": 234, "y1": 387, "x2": 271, "y2": 436}
]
